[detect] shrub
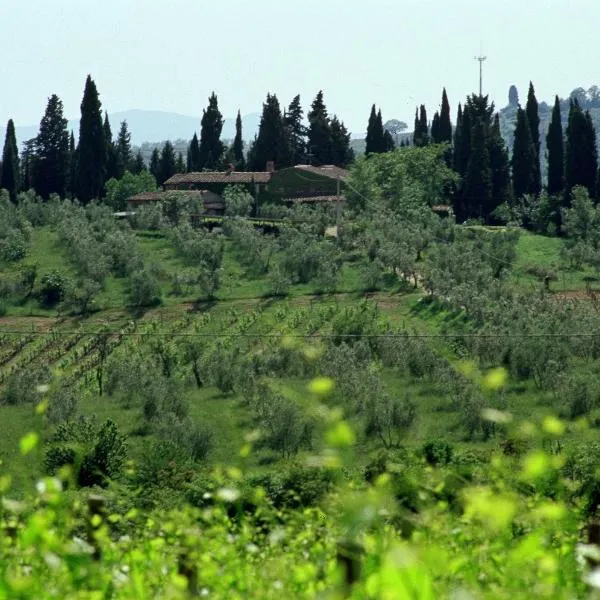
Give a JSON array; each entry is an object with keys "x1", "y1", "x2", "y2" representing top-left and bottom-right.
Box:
[
  {"x1": 39, "y1": 270, "x2": 67, "y2": 307},
  {"x1": 128, "y1": 266, "x2": 162, "y2": 307},
  {"x1": 77, "y1": 420, "x2": 128, "y2": 487},
  {"x1": 46, "y1": 385, "x2": 79, "y2": 425},
  {"x1": 422, "y1": 440, "x2": 454, "y2": 466},
  {"x1": 0, "y1": 229, "x2": 27, "y2": 262},
  {"x1": 1, "y1": 368, "x2": 50, "y2": 406},
  {"x1": 44, "y1": 446, "x2": 76, "y2": 475},
  {"x1": 249, "y1": 467, "x2": 334, "y2": 509}
]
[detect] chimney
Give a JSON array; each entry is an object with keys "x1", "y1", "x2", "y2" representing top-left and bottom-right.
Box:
[{"x1": 266, "y1": 161, "x2": 275, "y2": 173}]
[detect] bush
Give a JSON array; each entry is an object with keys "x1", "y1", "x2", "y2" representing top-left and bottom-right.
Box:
[
  {"x1": 0, "y1": 229, "x2": 28, "y2": 262},
  {"x1": 39, "y1": 270, "x2": 67, "y2": 307},
  {"x1": 1, "y1": 368, "x2": 50, "y2": 406},
  {"x1": 248, "y1": 467, "x2": 334, "y2": 509},
  {"x1": 44, "y1": 446, "x2": 76, "y2": 475},
  {"x1": 422, "y1": 440, "x2": 454, "y2": 466},
  {"x1": 128, "y1": 266, "x2": 162, "y2": 307},
  {"x1": 77, "y1": 420, "x2": 128, "y2": 487},
  {"x1": 46, "y1": 385, "x2": 79, "y2": 425}
]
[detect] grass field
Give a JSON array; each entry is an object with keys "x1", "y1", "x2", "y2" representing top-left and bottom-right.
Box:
[{"x1": 2, "y1": 225, "x2": 600, "y2": 497}]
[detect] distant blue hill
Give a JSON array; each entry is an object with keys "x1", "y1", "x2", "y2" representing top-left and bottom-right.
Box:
[{"x1": 14, "y1": 110, "x2": 262, "y2": 148}]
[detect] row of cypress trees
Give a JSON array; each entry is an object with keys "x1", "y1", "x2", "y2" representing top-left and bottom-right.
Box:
[
  {"x1": 363, "y1": 82, "x2": 600, "y2": 222},
  {"x1": 1, "y1": 75, "x2": 144, "y2": 203}
]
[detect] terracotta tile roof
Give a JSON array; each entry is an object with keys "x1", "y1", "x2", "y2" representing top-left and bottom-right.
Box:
[
  {"x1": 164, "y1": 171, "x2": 272, "y2": 186},
  {"x1": 128, "y1": 190, "x2": 211, "y2": 205},
  {"x1": 292, "y1": 165, "x2": 350, "y2": 181}
]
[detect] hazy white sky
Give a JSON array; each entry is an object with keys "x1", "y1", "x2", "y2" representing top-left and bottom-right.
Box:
[{"x1": 1, "y1": 0, "x2": 599, "y2": 136}]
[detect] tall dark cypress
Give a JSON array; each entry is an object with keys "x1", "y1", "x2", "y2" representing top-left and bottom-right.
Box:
[
  {"x1": 175, "y1": 152, "x2": 186, "y2": 174},
  {"x1": 149, "y1": 148, "x2": 161, "y2": 183},
  {"x1": 413, "y1": 105, "x2": 429, "y2": 147},
  {"x1": 455, "y1": 103, "x2": 471, "y2": 178},
  {"x1": 232, "y1": 110, "x2": 245, "y2": 170},
  {"x1": 198, "y1": 92, "x2": 224, "y2": 170},
  {"x1": 132, "y1": 150, "x2": 145, "y2": 174},
  {"x1": 566, "y1": 100, "x2": 598, "y2": 200},
  {"x1": 116, "y1": 121, "x2": 132, "y2": 178},
  {"x1": 32, "y1": 95, "x2": 70, "y2": 199},
  {"x1": 546, "y1": 96, "x2": 564, "y2": 197},
  {"x1": 307, "y1": 91, "x2": 333, "y2": 166},
  {"x1": 366, "y1": 104, "x2": 381, "y2": 154},
  {"x1": 67, "y1": 131, "x2": 77, "y2": 198},
  {"x1": 439, "y1": 88, "x2": 452, "y2": 144},
  {"x1": 77, "y1": 75, "x2": 106, "y2": 202},
  {"x1": 511, "y1": 108, "x2": 536, "y2": 199},
  {"x1": 489, "y1": 114, "x2": 511, "y2": 214},
  {"x1": 430, "y1": 112, "x2": 441, "y2": 144},
  {"x1": 159, "y1": 141, "x2": 176, "y2": 185},
  {"x1": 103, "y1": 112, "x2": 118, "y2": 182},
  {"x1": 249, "y1": 93, "x2": 289, "y2": 170},
  {"x1": 1, "y1": 119, "x2": 20, "y2": 201},
  {"x1": 187, "y1": 133, "x2": 200, "y2": 172},
  {"x1": 383, "y1": 130, "x2": 395, "y2": 152},
  {"x1": 284, "y1": 95, "x2": 307, "y2": 165},
  {"x1": 525, "y1": 82, "x2": 541, "y2": 195},
  {"x1": 463, "y1": 120, "x2": 491, "y2": 219},
  {"x1": 330, "y1": 115, "x2": 354, "y2": 166},
  {"x1": 453, "y1": 104, "x2": 463, "y2": 173}
]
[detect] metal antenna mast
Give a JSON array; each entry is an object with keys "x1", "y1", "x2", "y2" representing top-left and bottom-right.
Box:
[{"x1": 474, "y1": 54, "x2": 487, "y2": 96}]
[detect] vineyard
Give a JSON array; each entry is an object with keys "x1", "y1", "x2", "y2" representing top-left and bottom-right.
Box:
[{"x1": 3, "y1": 169, "x2": 600, "y2": 596}]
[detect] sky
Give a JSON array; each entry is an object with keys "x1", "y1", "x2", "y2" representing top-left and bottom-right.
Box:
[{"x1": 1, "y1": 0, "x2": 599, "y2": 138}]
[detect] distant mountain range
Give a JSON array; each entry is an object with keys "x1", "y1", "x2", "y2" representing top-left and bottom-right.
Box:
[{"x1": 14, "y1": 110, "x2": 262, "y2": 148}]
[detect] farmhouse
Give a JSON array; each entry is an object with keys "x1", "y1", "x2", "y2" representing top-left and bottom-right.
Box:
[
  {"x1": 127, "y1": 190, "x2": 225, "y2": 215},
  {"x1": 162, "y1": 163, "x2": 349, "y2": 207}
]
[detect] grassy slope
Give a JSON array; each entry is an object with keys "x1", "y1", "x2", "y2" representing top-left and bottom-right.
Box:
[{"x1": 2, "y1": 227, "x2": 599, "y2": 495}]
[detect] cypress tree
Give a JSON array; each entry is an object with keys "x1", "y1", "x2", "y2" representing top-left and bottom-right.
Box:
[
  {"x1": 284, "y1": 95, "x2": 307, "y2": 165},
  {"x1": 132, "y1": 150, "x2": 145, "y2": 174},
  {"x1": 116, "y1": 120, "x2": 132, "y2": 178},
  {"x1": 419, "y1": 105, "x2": 429, "y2": 146},
  {"x1": 232, "y1": 110, "x2": 245, "y2": 170},
  {"x1": 307, "y1": 91, "x2": 333, "y2": 165},
  {"x1": 104, "y1": 112, "x2": 118, "y2": 182},
  {"x1": 32, "y1": 94, "x2": 70, "y2": 199},
  {"x1": 159, "y1": 141, "x2": 176, "y2": 185},
  {"x1": 149, "y1": 148, "x2": 160, "y2": 183},
  {"x1": 176, "y1": 152, "x2": 186, "y2": 174},
  {"x1": 455, "y1": 103, "x2": 471, "y2": 178},
  {"x1": 366, "y1": 105, "x2": 379, "y2": 154},
  {"x1": 489, "y1": 114, "x2": 511, "y2": 216},
  {"x1": 439, "y1": 88, "x2": 452, "y2": 144},
  {"x1": 430, "y1": 112, "x2": 441, "y2": 144},
  {"x1": 249, "y1": 93, "x2": 289, "y2": 170},
  {"x1": 67, "y1": 131, "x2": 77, "y2": 198},
  {"x1": 77, "y1": 75, "x2": 106, "y2": 202},
  {"x1": 453, "y1": 104, "x2": 463, "y2": 173},
  {"x1": 463, "y1": 120, "x2": 491, "y2": 219},
  {"x1": 21, "y1": 139, "x2": 36, "y2": 192},
  {"x1": 525, "y1": 82, "x2": 541, "y2": 195},
  {"x1": 187, "y1": 133, "x2": 200, "y2": 172},
  {"x1": 1, "y1": 119, "x2": 20, "y2": 201},
  {"x1": 413, "y1": 105, "x2": 429, "y2": 147},
  {"x1": 566, "y1": 100, "x2": 598, "y2": 200},
  {"x1": 198, "y1": 92, "x2": 224, "y2": 170},
  {"x1": 383, "y1": 130, "x2": 395, "y2": 152},
  {"x1": 330, "y1": 115, "x2": 354, "y2": 166},
  {"x1": 511, "y1": 108, "x2": 536, "y2": 199},
  {"x1": 546, "y1": 96, "x2": 564, "y2": 197}
]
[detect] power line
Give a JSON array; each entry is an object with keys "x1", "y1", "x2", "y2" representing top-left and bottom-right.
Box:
[{"x1": 1, "y1": 330, "x2": 600, "y2": 339}]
